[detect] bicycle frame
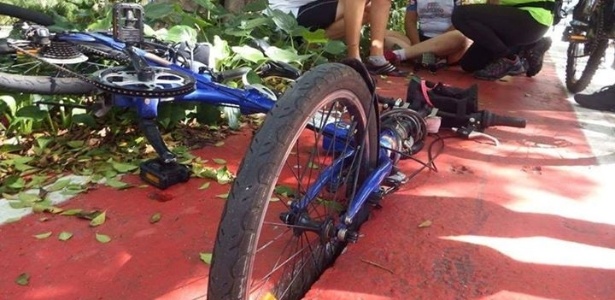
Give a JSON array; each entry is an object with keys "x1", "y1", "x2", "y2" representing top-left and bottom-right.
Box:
[
  {"x1": 56, "y1": 31, "x2": 278, "y2": 119},
  {"x1": 56, "y1": 31, "x2": 410, "y2": 230}
]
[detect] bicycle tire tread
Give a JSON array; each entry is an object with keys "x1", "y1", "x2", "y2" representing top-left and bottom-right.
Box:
[
  {"x1": 0, "y1": 3, "x2": 54, "y2": 26},
  {"x1": 0, "y1": 73, "x2": 97, "y2": 95},
  {"x1": 209, "y1": 63, "x2": 375, "y2": 300},
  {"x1": 565, "y1": 39, "x2": 608, "y2": 93}
]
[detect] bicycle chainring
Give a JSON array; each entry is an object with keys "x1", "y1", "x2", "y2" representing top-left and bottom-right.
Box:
[
  {"x1": 10, "y1": 42, "x2": 196, "y2": 98},
  {"x1": 91, "y1": 66, "x2": 195, "y2": 97}
]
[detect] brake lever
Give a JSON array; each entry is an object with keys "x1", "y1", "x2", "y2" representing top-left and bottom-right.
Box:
[{"x1": 451, "y1": 126, "x2": 500, "y2": 146}]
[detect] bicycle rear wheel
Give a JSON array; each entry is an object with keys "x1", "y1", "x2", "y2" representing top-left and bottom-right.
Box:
[
  {"x1": 208, "y1": 62, "x2": 379, "y2": 300},
  {"x1": 565, "y1": 7, "x2": 610, "y2": 93}
]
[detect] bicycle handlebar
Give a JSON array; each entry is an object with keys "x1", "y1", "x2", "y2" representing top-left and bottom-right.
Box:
[{"x1": 477, "y1": 110, "x2": 526, "y2": 129}]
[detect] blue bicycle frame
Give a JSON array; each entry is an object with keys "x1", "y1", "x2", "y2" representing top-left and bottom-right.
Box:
[
  {"x1": 57, "y1": 31, "x2": 278, "y2": 119},
  {"x1": 58, "y1": 31, "x2": 405, "y2": 233}
]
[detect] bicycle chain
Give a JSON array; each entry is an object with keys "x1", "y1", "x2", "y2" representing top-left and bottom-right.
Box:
[
  {"x1": 9, "y1": 43, "x2": 195, "y2": 98},
  {"x1": 76, "y1": 43, "x2": 131, "y2": 63}
]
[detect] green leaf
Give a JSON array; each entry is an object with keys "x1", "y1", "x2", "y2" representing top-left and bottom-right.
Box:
[
  {"x1": 199, "y1": 252, "x2": 212, "y2": 264},
  {"x1": 322, "y1": 40, "x2": 347, "y2": 55},
  {"x1": 165, "y1": 25, "x2": 198, "y2": 45},
  {"x1": 95, "y1": 233, "x2": 111, "y2": 243},
  {"x1": 231, "y1": 45, "x2": 265, "y2": 63},
  {"x1": 6, "y1": 176, "x2": 26, "y2": 189},
  {"x1": 105, "y1": 178, "x2": 131, "y2": 189},
  {"x1": 35, "y1": 137, "x2": 53, "y2": 151},
  {"x1": 47, "y1": 179, "x2": 71, "y2": 192},
  {"x1": 58, "y1": 231, "x2": 73, "y2": 241},
  {"x1": 144, "y1": 2, "x2": 175, "y2": 19},
  {"x1": 15, "y1": 105, "x2": 46, "y2": 120},
  {"x1": 9, "y1": 201, "x2": 29, "y2": 209},
  {"x1": 60, "y1": 209, "x2": 83, "y2": 216},
  {"x1": 111, "y1": 162, "x2": 139, "y2": 173},
  {"x1": 215, "y1": 166, "x2": 234, "y2": 184},
  {"x1": 274, "y1": 185, "x2": 296, "y2": 197},
  {"x1": 72, "y1": 114, "x2": 97, "y2": 128},
  {"x1": 89, "y1": 211, "x2": 106, "y2": 227},
  {"x1": 33, "y1": 232, "x2": 52, "y2": 239},
  {"x1": 15, "y1": 273, "x2": 29, "y2": 286},
  {"x1": 17, "y1": 192, "x2": 41, "y2": 203},
  {"x1": 66, "y1": 140, "x2": 85, "y2": 149},
  {"x1": 269, "y1": 9, "x2": 298, "y2": 34},
  {"x1": 302, "y1": 29, "x2": 328, "y2": 44},
  {"x1": 0, "y1": 95, "x2": 16, "y2": 115},
  {"x1": 212, "y1": 158, "x2": 227, "y2": 165},
  {"x1": 149, "y1": 212, "x2": 162, "y2": 224},
  {"x1": 265, "y1": 46, "x2": 311, "y2": 64}
]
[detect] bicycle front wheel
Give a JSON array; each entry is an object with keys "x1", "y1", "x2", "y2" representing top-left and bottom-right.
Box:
[
  {"x1": 565, "y1": 7, "x2": 610, "y2": 93},
  {"x1": 208, "y1": 62, "x2": 379, "y2": 300}
]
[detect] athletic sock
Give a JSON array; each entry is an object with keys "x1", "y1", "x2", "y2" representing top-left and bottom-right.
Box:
[
  {"x1": 367, "y1": 55, "x2": 388, "y2": 66},
  {"x1": 393, "y1": 49, "x2": 408, "y2": 61}
]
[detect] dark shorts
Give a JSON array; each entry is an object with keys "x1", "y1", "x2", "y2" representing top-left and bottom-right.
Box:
[{"x1": 297, "y1": 0, "x2": 338, "y2": 30}]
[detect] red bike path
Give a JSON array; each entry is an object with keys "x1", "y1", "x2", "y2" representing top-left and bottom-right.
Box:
[{"x1": 2, "y1": 41, "x2": 615, "y2": 299}]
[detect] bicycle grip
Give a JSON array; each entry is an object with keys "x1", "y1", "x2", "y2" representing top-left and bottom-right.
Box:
[{"x1": 483, "y1": 111, "x2": 526, "y2": 128}]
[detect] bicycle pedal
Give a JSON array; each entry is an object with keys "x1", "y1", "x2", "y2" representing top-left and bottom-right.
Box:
[
  {"x1": 140, "y1": 158, "x2": 191, "y2": 189},
  {"x1": 112, "y1": 3, "x2": 144, "y2": 43}
]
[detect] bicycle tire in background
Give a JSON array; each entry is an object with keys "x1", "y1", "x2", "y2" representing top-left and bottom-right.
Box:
[
  {"x1": 565, "y1": 38, "x2": 609, "y2": 93},
  {"x1": 208, "y1": 62, "x2": 379, "y2": 300},
  {"x1": 564, "y1": 5, "x2": 610, "y2": 93},
  {"x1": 0, "y1": 3, "x2": 97, "y2": 95},
  {"x1": 0, "y1": 73, "x2": 96, "y2": 95},
  {"x1": 0, "y1": 3, "x2": 54, "y2": 26}
]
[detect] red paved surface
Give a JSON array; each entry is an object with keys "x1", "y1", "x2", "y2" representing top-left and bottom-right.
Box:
[{"x1": 2, "y1": 54, "x2": 615, "y2": 300}]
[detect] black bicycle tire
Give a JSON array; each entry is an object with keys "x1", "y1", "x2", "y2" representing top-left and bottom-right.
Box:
[
  {"x1": 0, "y1": 42, "x2": 131, "y2": 95},
  {"x1": 565, "y1": 6, "x2": 610, "y2": 94},
  {"x1": 565, "y1": 38, "x2": 609, "y2": 93},
  {"x1": 0, "y1": 73, "x2": 96, "y2": 95},
  {"x1": 0, "y1": 3, "x2": 54, "y2": 26},
  {"x1": 208, "y1": 62, "x2": 379, "y2": 300}
]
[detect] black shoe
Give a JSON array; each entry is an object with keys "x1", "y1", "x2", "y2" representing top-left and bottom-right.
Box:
[
  {"x1": 365, "y1": 61, "x2": 409, "y2": 77},
  {"x1": 473, "y1": 56, "x2": 524, "y2": 81},
  {"x1": 574, "y1": 84, "x2": 615, "y2": 111},
  {"x1": 521, "y1": 37, "x2": 552, "y2": 77}
]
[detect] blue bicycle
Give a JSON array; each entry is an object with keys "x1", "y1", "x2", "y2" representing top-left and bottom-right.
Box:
[{"x1": 0, "y1": 3, "x2": 525, "y2": 299}]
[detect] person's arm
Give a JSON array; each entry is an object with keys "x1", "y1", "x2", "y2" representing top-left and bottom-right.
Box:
[{"x1": 405, "y1": 10, "x2": 420, "y2": 45}]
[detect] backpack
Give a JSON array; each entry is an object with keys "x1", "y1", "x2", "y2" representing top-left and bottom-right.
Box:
[{"x1": 514, "y1": 0, "x2": 565, "y2": 25}]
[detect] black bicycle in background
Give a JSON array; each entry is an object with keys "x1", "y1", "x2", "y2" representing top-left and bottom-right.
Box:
[{"x1": 563, "y1": 0, "x2": 615, "y2": 93}]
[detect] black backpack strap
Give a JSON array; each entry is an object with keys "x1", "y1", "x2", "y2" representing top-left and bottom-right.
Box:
[{"x1": 513, "y1": 1, "x2": 555, "y2": 11}]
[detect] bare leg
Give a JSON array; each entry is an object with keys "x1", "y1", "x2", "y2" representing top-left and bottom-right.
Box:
[
  {"x1": 342, "y1": 0, "x2": 368, "y2": 59},
  {"x1": 384, "y1": 30, "x2": 413, "y2": 50},
  {"x1": 367, "y1": 0, "x2": 391, "y2": 57},
  {"x1": 401, "y1": 30, "x2": 470, "y2": 61}
]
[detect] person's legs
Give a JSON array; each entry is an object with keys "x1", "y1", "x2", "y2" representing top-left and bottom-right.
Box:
[
  {"x1": 452, "y1": 4, "x2": 548, "y2": 58},
  {"x1": 391, "y1": 30, "x2": 471, "y2": 62},
  {"x1": 452, "y1": 4, "x2": 549, "y2": 79},
  {"x1": 367, "y1": 0, "x2": 390, "y2": 58}
]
